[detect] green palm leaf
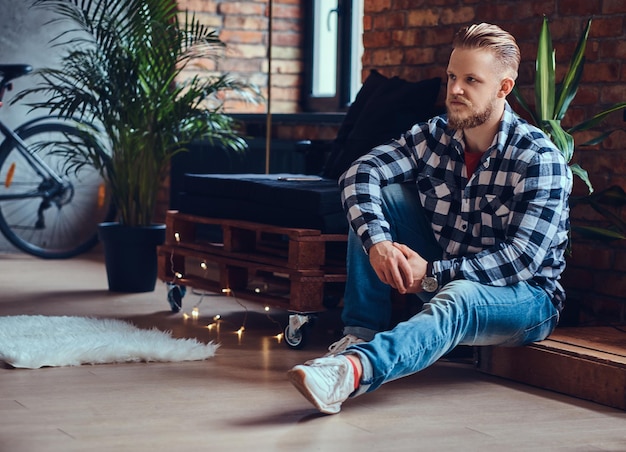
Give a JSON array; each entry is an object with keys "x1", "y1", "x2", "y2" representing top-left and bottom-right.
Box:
[
  {"x1": 554, "y1": 18, "x2": 591, "y2": 120},
  {"x1": 535, "y1": 16, "x2": 555, "y2": 122},
  {"x1": 513, "y1": 16, "x2": 626, "y2": 242},
  {"x1": 17, "y1": 0, "x2": 260, "y2": 226}
]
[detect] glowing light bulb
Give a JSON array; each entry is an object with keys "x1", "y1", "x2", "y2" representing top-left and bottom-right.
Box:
[
  {"x1": 174, "y1": 232, "x2": 181, "y2": 242},
  {"x1": 213, "y1": 315, "x2": 221, "y2": 321},
  {"x1": 264, "y1": 306, "x2": 270, "y2": 312},
  {"x1": 222, "y1": 288, "x2": 231, "y2": 295},
  {"x1": 275, "y1": 333, "x2": 284, "y2": 343},
  {"x1": 175, "y1": 272, "x2": 183, "y2": 279},
  {"x1": 183, "y1": 313, "x2": 189, "y2": 320},
  {"x1": 236, "y1": 326, "x2": 245, "y2": 343},
  {"x1": 192, "y1": 307, "x2": 199, "y2": 319},
  {"x1": 200, "y1": 261, "x2": 207, "y2": 270}
]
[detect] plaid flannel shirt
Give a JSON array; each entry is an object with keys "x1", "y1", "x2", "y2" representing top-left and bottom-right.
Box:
[{"x1": 339, "y1": 103, "x2": 572, "y2": 308}]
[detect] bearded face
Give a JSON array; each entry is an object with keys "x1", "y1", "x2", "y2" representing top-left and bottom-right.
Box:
[
  {"x1": 445, "y1": 47, "x2": 508, "y2": 131},
  {"x1": 446, "y1": 94, "x2": 496, "y2": 130}
]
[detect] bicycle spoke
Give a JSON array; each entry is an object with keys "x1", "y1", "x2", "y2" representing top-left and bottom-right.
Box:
[{"x1": 0, "y1": 121, "x2": 115, "y2": 258}]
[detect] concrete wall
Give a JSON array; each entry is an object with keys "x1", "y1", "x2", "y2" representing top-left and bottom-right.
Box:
[{"x1": 0, "y1": 1, "x2": 63, "y2": 252}]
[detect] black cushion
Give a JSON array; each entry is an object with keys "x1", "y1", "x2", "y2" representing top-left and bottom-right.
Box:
[
  {"x1": 179, "y1": 173, "x2": 348, "y2": 233},
  {"x1": 322, "y1": 71, "x2": 442, "y2": 179}
]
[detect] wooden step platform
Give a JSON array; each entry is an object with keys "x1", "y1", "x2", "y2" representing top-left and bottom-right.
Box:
[
  {"x1": 477, "y1": 327, "x2": 626, "y2": 410},
  {"x1": 157, "y1": 211, "x2": 348, "y2": 313}
]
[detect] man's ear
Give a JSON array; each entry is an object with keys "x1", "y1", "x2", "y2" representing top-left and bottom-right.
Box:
[{"x1": 499, "y1": 77, "x2": 515, "y2": 98}]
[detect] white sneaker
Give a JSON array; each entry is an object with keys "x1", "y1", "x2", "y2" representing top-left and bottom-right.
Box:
[
  {"x1": 287, "y1": 356, "x2": 355, "y2": 414},
  {"x1": 325, "y1": 334, "x2": 365, "y2": 356}
]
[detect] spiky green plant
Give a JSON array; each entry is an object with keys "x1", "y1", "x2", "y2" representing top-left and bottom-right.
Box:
[
  {"x1": 15, "y1": 0, "x2": 258, "y2": 226},
  {"x1": 513, "y1": 16, "x2": 626, "y2": 240}
]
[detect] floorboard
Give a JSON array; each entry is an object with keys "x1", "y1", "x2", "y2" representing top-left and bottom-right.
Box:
[{"x1": 1, "y1": 251, "x2": 625, "y2": 451}]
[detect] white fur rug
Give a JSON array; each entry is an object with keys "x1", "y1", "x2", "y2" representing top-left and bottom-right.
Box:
[{"x1": 0, "y1": 315, "x2": 218, "y2": 369}]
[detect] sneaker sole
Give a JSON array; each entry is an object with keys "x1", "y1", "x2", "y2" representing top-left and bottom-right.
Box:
[{"x1": 287, "y1": 367, "x2": 341, "y2": 415}]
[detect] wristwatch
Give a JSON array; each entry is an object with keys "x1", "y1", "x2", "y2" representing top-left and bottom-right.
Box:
[{"x1": 421, "y1": 262, "x2": 439, "y2": 293}]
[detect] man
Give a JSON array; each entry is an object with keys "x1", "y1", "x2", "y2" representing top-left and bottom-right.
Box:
[{"x1": 287, "y1": 23, "x2": 572, "y2": 415}]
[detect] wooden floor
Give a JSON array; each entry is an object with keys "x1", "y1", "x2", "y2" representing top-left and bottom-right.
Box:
[{"x1": 1, "y1": 251, "x2": 626, "y2": 451}]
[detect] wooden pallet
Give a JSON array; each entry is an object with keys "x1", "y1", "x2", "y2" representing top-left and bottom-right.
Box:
[
  {"x1": 157, "y1": 211, "x2": 348, "y2": 312},
  {"x1": 477, "y1": 327, "x2": 626, "y2": 410}
]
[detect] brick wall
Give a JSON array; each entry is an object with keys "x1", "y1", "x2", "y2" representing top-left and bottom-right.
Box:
[
  {"x1": 358, "y1": 1, "x2": 626, "y2": 324},
  {"x1": 177, "y1": 0, "x2": 304, "y2": 114},
  {"x1": 174, "y1": 0, "x2": 626, "y2": 324}
]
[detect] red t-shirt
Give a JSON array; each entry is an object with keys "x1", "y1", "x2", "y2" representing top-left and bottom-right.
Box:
[{"x1": 464, "y1": 151, "x2": 482, "y2": 179}]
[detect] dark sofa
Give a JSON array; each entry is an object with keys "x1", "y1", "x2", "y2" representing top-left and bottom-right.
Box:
[{"x1": 176, "y1": 70, "x2": 442, "y2": 233}]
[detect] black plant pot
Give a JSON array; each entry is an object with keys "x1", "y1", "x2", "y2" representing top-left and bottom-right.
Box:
[{"x1": 98, "y1": 222, "x2": 166, "y2": 293}]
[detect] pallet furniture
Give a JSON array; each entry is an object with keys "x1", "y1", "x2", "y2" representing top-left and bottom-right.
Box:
[
  {"x1": 157, "y1": 211, "x2": 348, "y2": 345},
  {"x1": 477, "y1": 327, "x2": 626, "y2": 410}
]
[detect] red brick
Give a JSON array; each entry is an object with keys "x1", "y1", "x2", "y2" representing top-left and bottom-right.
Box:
[
  {"x1": 370, "y1": 47, "x2": 405, "y2": 67},
  {"x1": 560, "y1": 0, "x2": 602, "y2": 16},
  {"x1": 474, "y1": 3, "x2": 534, "y2": 21},
  {"x1": 363, "y1": 30, "x2": 393, "y2": 48},
  {"x1": 404, "y1": 46, "x2": 437, "y2": 65},
  {"x1": 363, "y1": 14, "x2": 373, "y2": 31},
  {"x1": 582, "y1": 63, "x2": 621, "y2": 83},
  {"x1": 223, "y1": 15, "x2": 268, "y2": 31},
  {"x1": 439, "y1": 7, "x2": 475, "y2": 25},
  {"x1": 421, "y1": 26, "x2": 455, "y2": 46},
  {"x1": 392, "y1": 0, "x2": 417, "y2": 8},
  {"x1": 373, "y1": 12, "x2": 406, "y2": 30},
  {"x1": 406, "y1": 10, "x2": 440, "y2": 27},
  {"x1": 271, "y1": 31, "x2": 302, "y2": 47},
  {"x1": 219, "y1": 30, "x2": 265, "y2": 44},
  {"x1": 271, "y1": 3, "x2": 301, "y2": 19},
  {"x1": 217, "y1": 2, "x2": 265, "y2": 16},
  {"x1": 391, "y1": 30, "x2": 423, "y2": 47},
  {"x1": 603, "y1": 0, "x2": 626, "y2": 14},
  {"x1": 602, "y1": 129, "x2": 626, "y2": 151},
  {"x1": 599, "y1": 40, "x2": 626, "y2": 60},
  {"x1": 366, "y1": 0, "x2": 392, "y2": 13},
  {"x1": 179, "y1": 0, "x2": 217, "y2": 13},
  {"x1": 588, "y1": 17, "x2": 625, "y2": 39}
]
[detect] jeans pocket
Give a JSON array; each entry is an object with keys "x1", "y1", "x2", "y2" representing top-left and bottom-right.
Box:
[{"x1": 502, "y1": 311, "x2": 559, "y2": 347}]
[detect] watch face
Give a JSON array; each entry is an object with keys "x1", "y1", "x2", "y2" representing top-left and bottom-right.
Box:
[{"x1": 422, "y1": 276, "x2": 438, "y2": 292}]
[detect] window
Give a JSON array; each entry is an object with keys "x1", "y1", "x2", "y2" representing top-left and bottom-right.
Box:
[{"x1": 304, "y1": 0, "x2": 363, "y2": 112}]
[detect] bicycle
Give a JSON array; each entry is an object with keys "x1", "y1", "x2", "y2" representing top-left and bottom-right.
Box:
[{"x1": 0, "y1": 64, "x2": 115, "y2": 258}]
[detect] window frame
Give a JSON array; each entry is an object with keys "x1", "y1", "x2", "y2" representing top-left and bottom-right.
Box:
[{"x1": 302, "y1": 0, "x2": 362, "y2": 112}]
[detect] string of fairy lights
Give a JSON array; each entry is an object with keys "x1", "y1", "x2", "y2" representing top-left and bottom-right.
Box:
[{"x1": 168, "y1": 230, "x2": 285, "y2": 343}]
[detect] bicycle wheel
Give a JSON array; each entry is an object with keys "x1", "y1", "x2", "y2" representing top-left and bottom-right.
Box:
[{"x1": 0, "y1": 121, "x2": 115, "y2": 258}]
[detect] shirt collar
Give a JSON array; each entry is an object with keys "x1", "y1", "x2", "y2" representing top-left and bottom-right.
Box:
[{"x1": 448, "y1": 101, "x2": 516, "y2": 157}]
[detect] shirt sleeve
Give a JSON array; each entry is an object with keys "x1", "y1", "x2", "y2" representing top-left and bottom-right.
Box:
[{"x1": 339, "y1": 131, "x2": 421, "y2": 251}]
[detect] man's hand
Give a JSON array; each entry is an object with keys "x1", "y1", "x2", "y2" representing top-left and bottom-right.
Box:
[{"x1": 368, "y1": 241, "x2": 428, "y2": 294}]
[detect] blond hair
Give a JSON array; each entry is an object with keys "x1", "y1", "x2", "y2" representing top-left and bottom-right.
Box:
[{"x1": 452, "y1": 23, "x2": 520, "y2": 80}]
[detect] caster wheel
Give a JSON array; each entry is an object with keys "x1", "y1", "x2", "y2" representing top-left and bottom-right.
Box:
[
  {"x1": 167, "y1": 283, "x2": 186, "y2": 313},
  {"x1": 284, "y1": 323, "x2": 308, "y2": 349}
]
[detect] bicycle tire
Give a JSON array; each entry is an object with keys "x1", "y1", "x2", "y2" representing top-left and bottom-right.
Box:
[{"x1": 0, "y1": 121, "x2": 115, "y2": 258}]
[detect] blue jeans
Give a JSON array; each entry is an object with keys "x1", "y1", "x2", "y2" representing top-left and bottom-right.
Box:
[{"x1": 341, "y1": 184, "x2": 560, "y2": 395}]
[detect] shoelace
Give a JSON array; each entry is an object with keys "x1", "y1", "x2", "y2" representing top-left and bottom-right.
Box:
[{"x1": 327, "y1": 335, "x2": 361, "y2": 354}]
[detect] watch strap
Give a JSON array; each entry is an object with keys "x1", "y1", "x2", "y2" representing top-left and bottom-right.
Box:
[{"x1": 426, "y1": 261, "x2": 434, "y2": 278}]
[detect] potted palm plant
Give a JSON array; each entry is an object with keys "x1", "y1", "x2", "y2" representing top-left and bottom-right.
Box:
[
  {"x1": 513, "y1": 16, "x2": 626, "y2": 242},
  {"x1": 15, "y1": 0, "x2": 257, "y2": 292}
]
